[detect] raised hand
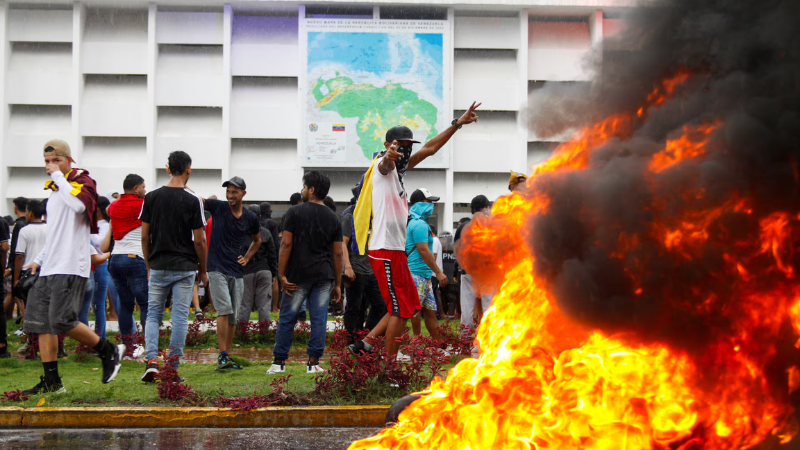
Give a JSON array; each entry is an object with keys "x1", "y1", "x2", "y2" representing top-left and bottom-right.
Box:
[
  {"x1": 457, "y1": 101, "x2": 482, "y2": 126},
  {"x1": 385, "y1": 140, "x2": 403, "y2": 161}
]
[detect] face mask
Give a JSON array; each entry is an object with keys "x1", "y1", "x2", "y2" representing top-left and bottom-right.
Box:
[{"x1": 395, "y1": 145, "x2": 413, "y2": 180}]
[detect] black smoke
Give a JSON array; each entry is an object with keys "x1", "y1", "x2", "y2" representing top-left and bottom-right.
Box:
[{"x1": 525, "y1": 0, "x2": 800, "y2": 351}]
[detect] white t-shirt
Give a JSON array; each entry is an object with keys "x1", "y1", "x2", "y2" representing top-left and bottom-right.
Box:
[
  {"x1": 16, "y1": 222, "x2": 48, "y2": 268},
  {"x1": 112, "y1": 225, "x2": 143, "y2": 258},
  {"x1": 38, "y1": 170, "x2": 93, "y2": 278},
  {"x1": 90, "y1": 219, "x2": 109, "y2": 253},
  {"x1": 369, "y1": 157, "x2": 408, "y2": 251},
  {"x1": 432, "y1": 235, "x2": 443, "y2": 273}
]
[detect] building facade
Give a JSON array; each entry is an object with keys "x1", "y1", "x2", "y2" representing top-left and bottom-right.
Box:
[{"x1": 0, "y1": 0, "x2": 635, "y2": 231}]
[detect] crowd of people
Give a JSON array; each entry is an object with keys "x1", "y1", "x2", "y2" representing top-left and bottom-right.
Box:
[{"x1": 0, "y1": 100, "x2": 530, "y2": 395}]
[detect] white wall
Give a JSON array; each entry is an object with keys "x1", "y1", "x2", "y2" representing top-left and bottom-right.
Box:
[{"x1": 1, "y1": 1, "x2": 616, "y2": 231}]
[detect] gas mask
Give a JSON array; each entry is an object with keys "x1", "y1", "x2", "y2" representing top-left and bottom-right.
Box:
[{"x1": 395, "y1": 145, "x2": 413, "y2": 182}]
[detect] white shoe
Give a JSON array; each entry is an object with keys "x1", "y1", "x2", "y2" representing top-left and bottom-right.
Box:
[
  {"x1": 306, "y1": 362, "x2": 325, "y2": 374},
  {"x1": 13, "y1": 329, "x2": 25, "y2": 337},
  {"x1": 132, "y1": 345, "x2": 145, "y2": 359},
  {"x1": 266, "y1": 362, "x2": 285, "y2": 374},
  {"x1": 396, "y1": 351, "x2": 411, "y2": 362}
]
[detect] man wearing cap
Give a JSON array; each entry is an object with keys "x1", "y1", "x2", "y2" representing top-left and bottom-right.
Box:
[
  {"x1": 406, "y1": 189, "x2": 448, "y2": 351},
  {"x1": 509, "y1": 171, "x2": 528, "y2": 192},
  {"x1": 21, "y1": 139, "x2": 125, "y2": 395},
  {"x1": 350, "y1": 101, "x2": 481, "y2": 361},
  {"x1": 204, "y1": 176, "x2": 261, "y2": 370}
]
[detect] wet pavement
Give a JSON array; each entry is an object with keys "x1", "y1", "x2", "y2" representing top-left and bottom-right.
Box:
[{"x1": 0, "y1": 427, "x2": 380, "y2": 449}]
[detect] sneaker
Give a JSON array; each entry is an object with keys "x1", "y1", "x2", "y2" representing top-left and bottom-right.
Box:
[
  {"x1": 348, "y1": 340, "x2": 373, "y2": 356},
  {"x1": 132, "y1": 345, "x2": 145, "y2": 359},
  {"x1": 141, "y1": 360, "x2": 159, "y2": 383},
  {"x1": 230, "y1": 360, "x2": 242, "y2": 370},
  {"x1": 217, "y1": 354, "x2": 234, "y2": 370},
  {"x1": 307, "y1": 361, "x2": 325, "y2": 374},
  {"x1": 396, "y1": 351, "x2": 411, "y2": 362},
  {"x1": 22, "y1": 376, "x2": 66, "y2": 396},
  {"x1": 101, "y1": 343, "x2": 125, "y2": 384},
  {"x1": 0, "y1": 349, "x2": 12, "y2": 359},
  {"x1": 13, "y1": 329, "x2": 25, "y2": 337},
  {"x1": 266, "y1": 361, "x2": 285, "y2": 374},
  {"x1": 57, "y1": 348, "x2": 68, "y2": 359}
]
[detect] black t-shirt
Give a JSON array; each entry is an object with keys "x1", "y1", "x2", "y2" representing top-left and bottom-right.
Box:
[
  {"x1": 206, "y1": 199, "x2": 260, "y2": 278},
  {"x1": 283, "y1": 202, "x2": 343, "y2": 283},
  {"x1": 0, "y1": 220, "x2": 9, "y2": 274},
  {"x1": 9, "y1": 217, "x2": 26, "y2": 260},
  {"x1": 342, "y1": 212, "x2": 372, "y2": 275},
  {"x1": 453, "y1": 218, "x2": 471, "y2": 276},
  {"x1": 139, "y1": 186, "x2": 206, "y2": 272}
]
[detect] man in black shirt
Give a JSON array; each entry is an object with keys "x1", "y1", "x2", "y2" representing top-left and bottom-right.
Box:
[
  {"x1": 278, "y1": 192, "x2": 302, "y2": 237},
  {"x1": 0, "y1": 220, "x2": 9, "y2": 357},
  {"x1": 237, "y1": 205, "x2": 277, "y2": 323},
  {"x1": 267, "y1": 171, "x2": 343, "y2": 375},
  {"x1": 341, "y1": 196, "x2": 386, "y2": 344},
  {"x1": 259, "y1": 202, "x2": 281, "y2": 311},
  {"x1": 205, "y1": 176, "x2": 261, "y2": 370},
  {"x1": 140, "y1": 151, "x2": 208, "y2": 382}
]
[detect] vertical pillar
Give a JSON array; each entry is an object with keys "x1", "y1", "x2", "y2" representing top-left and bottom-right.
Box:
[
  {"x1": 0, "y1": 1, "x2": 7, "y2": 213},
  {"x1": 373, "y1": 6, "x2": 379, "y2": 20},
  {"x1": 72, "y1": 2, "x2": 84, "y2": 162},
  {"x1": 589, "y1": 10, "x2": 603, "y2": 66},
  {"x1": 444, "y1": 7, "x2": 455, "y2": 232},
  {"x1": 222, "y1": 4, "x2": 232, "y2": 181},
  {"x1": 518, "y1": 9, "x2": 530, "y2": 173},
  {"x1": 146, "y1": 3, "x2": 157, "y2": 185}
]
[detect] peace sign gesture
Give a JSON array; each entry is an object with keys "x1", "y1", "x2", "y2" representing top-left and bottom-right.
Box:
[{"x1": 456, "y1": 101, "x2": 482, "y2": 126}]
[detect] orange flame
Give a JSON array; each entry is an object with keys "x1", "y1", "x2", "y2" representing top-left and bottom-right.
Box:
[{"x1": 349, "y1": 73, "x2": 800, "y2": 450}]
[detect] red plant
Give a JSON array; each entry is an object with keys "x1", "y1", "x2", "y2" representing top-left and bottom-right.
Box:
[
  {"x1": 213, "y1": 375, "x2": 294, "y2": 411},
  {"x1": 435, "y1": 319, "x2": 477, "y2": 356},
  {"x1": 293, "y1": 321, "x2": 312, "y2": 343},
  {"x1": 185, "y1": 318, "x2": 215, "y2": 347},
  {"x1": 155, "y1": 355, "x2": 195, "y2": 401},
  {"x1": 1, "y1": 390, "x2": 29, "y2": 403}
]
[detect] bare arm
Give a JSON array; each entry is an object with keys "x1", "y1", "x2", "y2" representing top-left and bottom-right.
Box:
[
  {"x1": 279, "y1": 230, "x2": 296, "y2": 294},
  {"x1": 408, "y1": 101, "x2": 481, "y2": 170},
  {"x1": 192, "y1": 228, "x2": 208, "y2": 287},
  {"x1": 91, "y1": 252, "x2": 111, "y2": 265},
  {"x1": 342, "y1": 235, "x2": 355, "y2": 280},
  {"x1": 141, "y1": 222, "x2": 151, "y2": 273},
  {"x1": 101, "y1": 220, "x2": 113, "y2": 253},
  {"x1": 331, "y1": 241, "x2": 343, "y2": 302},
  {"x1": 239, "y1": 232, "x2": 262, "y2": 266},
  {"x1": 13, "y1": 254, "x2": 24, "y2": 286},
  {"x1": 416, "y1": 242, "x2": 448, "y2": 287}
]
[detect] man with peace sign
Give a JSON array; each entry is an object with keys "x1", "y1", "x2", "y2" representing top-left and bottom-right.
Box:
[{"x1": 349, "y1": 102, "x2": 481, "y2": 362}]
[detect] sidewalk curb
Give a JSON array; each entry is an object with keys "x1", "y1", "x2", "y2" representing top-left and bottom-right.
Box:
[{"x1": 0, "y1": 406, "x2": 390, "y2": 428}]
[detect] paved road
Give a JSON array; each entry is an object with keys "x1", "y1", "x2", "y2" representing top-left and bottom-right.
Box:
[{"x1": 0, "y1": 428, "x2": 380, "y2": 449}]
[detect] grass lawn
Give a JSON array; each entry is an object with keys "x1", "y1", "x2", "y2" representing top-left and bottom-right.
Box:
[{"x1": 0, "y1": 318, "x2": 468, "y2": 407}]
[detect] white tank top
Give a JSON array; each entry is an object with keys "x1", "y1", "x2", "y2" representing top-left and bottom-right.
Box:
[{"x1": 369, "y1": 157, "x2": 408, "y2": 251}]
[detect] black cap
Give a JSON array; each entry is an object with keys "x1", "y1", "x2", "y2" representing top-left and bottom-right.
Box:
[
  {"x1": 222, "y1": 176, "x2": 246, "y2": 190},
  {"x1": 409, "y1": 188, "x2": 440, "y2": 206},
  {"x1": 385, "y1": 126, "x2": 420, "y2": 144}
]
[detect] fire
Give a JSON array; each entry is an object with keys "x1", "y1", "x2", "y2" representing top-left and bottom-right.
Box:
[{"x1": 349, "y1": 73, "x2": 800, "y2": 450}]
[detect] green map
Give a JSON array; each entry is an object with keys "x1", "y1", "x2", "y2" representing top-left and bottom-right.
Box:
[
  {"x1": 311, "y1": 74, "x2": 439, "y2": 159},
  {"x1": 305, "y1": 31, "x2": 445, "y2": 164}
]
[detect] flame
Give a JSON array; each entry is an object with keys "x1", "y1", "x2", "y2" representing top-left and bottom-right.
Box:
[{"x1": 349, "y1": 73, "x2": 800, "y2": 450}]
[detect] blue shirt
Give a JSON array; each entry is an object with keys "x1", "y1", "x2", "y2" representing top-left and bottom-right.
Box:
[
  {"x1": 405, "y1": 202, "x2": 434, "y2": 278},
  {"x1": 206, "y1": 199, "x2": 260, "y2": 278}
]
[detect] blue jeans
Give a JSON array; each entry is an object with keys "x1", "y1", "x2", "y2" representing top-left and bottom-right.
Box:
[
  {"x1": 144, "y1": 270, "x2": 195, "y2": 366},
  {"x1": 79, "y1": 270, "x2": 104, "y2": 338},
  {"x1": 109, "y1": 255, "x2": 149, "y2": 344},
  {"x1": 273, "y1": 280, "x2": 332, "y2": 360}
]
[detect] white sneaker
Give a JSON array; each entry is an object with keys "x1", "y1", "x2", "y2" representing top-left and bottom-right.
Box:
[
  {"x1": 396, "y1": 351, "x2": 411, "y2": 362},
  {"x1": 266, "y1": 362, "x2": 285, "y2": 374},
  {"x1": 13, "y1": 329, "x2": 25, "y2": 337},
  {"x1": 306, "y1": 362, "x2": 325, "y2": 374},
  {"x1": 132, "y1": 345, "x2": 145, "y2": 359}
]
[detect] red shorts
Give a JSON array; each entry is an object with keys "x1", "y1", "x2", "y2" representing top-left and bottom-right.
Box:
[{"x1": 368, "y1": 249, "x2": 421, "y2": 319}]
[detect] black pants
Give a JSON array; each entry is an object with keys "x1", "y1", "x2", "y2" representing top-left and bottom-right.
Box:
[
  {"x1": 343, "y1": 271, "x2": 387, "y2": 342},
  {"x1": 0, "y1": 286, "x2": 7, "y2": 348}
]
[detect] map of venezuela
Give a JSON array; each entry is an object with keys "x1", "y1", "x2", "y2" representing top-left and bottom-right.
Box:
[{"x1": 307, "y1": 31, "x2": 444, "y2": 161}]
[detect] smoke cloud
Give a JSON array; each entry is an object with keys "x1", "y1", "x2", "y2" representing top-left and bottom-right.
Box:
[{"x1": 520, "y1": 0, "x2": 800, "y2": 352}]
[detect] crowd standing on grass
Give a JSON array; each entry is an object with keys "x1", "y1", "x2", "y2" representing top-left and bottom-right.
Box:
[{"x1": 0, "y1": 100, "x2": 513, "y2": 394}]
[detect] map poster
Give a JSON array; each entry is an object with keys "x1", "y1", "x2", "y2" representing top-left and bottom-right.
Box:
[{"x1": 300, "y1": 19, "x2": 451, "y2": 168}]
